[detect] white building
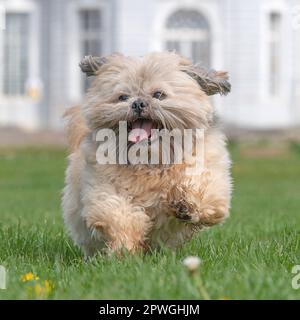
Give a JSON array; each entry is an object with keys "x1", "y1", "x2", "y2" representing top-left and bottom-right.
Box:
[{"x1": 0, "y1": 0, "x2": 299, "y2": 130}]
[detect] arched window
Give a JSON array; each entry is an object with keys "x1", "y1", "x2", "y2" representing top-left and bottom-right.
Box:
[{"x1": 165, "y1": 9, "x2": 211, "y2": 66}]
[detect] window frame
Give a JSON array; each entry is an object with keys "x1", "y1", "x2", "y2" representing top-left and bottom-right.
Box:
[
  {"x1": 79, "y1": 8, "x2": 105, "y2": 94},
  {"x1": 260, "y1": 3, "x2": 291, "y2": 104},
  {"x1": 164, "y1": 10, "x2": 211, "y2": 66},
  {"x1": 268, "y1": 12, "x2": 282, "y2": 98},
  {"x1": 265, "y1": 11, "x2": 284, "y2": 100},
  {"x1": 3, "y1": 12, "x2": 30, "y2": 96},
  {"x1": 152, "y1": 2, "x2": 223, "y2": 70},
  {"x1": 66, "y1": 0, "x2": 113, "y2": 104},
  {"x1": 0, "y1": 0, "x2": 40, "y2": 102}
]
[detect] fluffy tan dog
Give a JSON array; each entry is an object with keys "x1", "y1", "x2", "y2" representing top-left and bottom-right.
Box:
[{"x1": 62, "y1": 52, "x2": 232, "y2": 257}]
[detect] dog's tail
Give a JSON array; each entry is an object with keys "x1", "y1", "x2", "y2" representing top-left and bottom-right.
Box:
[{"x1": 63, "y1": 106, "x2": 89, "y2": 152}]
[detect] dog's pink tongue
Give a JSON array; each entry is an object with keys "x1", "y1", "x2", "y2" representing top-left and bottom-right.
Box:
[{"x1": 128, "y1": 120, "x2": 153, "y2": 143}]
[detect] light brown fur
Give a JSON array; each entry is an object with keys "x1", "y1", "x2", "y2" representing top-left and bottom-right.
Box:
[{"x1": 62, "y1": 52, "x2": 232, "y2": 257}]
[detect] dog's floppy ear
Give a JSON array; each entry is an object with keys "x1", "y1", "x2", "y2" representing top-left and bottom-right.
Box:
[
  {"x1": 184, "y1": 65, "x2": 231, "y2": 96},
  {"x1": 79, "y1": 55, "x2": 107, "y2": 76}
]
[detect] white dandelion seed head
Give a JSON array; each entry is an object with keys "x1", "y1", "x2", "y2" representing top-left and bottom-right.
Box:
[{"x1": 182, "y1": 256, "x2": 202, "y2": 272}]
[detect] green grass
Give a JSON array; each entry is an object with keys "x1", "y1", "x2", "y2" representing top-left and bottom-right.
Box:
[{"x1": 0, "y1": 144, "x2": 300, "y2": 299}]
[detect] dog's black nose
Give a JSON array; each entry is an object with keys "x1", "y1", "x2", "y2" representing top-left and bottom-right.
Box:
[{"x1": 132, "y1": 99, "x2": 147, "y2": 114}]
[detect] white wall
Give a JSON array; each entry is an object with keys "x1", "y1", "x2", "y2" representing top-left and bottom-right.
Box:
[
  {"x1": 115, "y1": 0, "x2": 155, "y2": 55},
  {"x1": 290, "y1": 0, "x2": 300, "y2": 125},
  {"x1": 221, "y1": 0, "x2": 297, "y2": 129}
]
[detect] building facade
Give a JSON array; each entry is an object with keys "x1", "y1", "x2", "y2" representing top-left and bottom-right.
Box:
[{"x1": 0, "y1": 0, "x2": 299, "y2": 130}]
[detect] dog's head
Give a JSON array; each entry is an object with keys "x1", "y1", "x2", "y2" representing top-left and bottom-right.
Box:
[{"x1": 80, "y1": 52, "x2": 231, "y2": 143}]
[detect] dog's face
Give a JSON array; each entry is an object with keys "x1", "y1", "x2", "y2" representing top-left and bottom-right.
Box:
[{"x1": 80, "y1": 52, "x2": 230, "y2": 143}]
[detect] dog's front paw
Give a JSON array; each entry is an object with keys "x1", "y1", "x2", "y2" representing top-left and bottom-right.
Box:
[
  {"x1": 167, "y1": 184, "x2": 229, "y2": 226},
  {"x1": 169, "y1": 199, "x2": 193, "y2": 221},
  {"x1": 167, "y1": 184, "x2": 199, "y2": 223}
]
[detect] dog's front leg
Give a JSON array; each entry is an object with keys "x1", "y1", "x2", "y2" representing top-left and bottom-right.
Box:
[
  {"x1": 82, "y1": 189, "x2": 152, "y2": 255},
  {"x1": 167, "y1": 179, "x2": 230, "y2": 227}
]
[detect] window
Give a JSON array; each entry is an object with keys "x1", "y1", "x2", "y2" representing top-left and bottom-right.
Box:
[
  {"x1": 165, "y1": 9, "x2": 211, "y2": 66},
  {"x1": 269, "y1": 12, "x2": 282, "y2": 97},
  {"x1": 3, "y1": 13, "x2": 29, "y2": 96},
  {"x1": 79, "y1": 9, "x2": 102, "y2": 92}
]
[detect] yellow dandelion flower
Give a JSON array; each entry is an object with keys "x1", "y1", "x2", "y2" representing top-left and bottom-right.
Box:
[
  {"x1": 44, "y1": 280, "x2": 54, "y2": 294},
  {"x1": 33, "y1": 283, "x2": 43, "y2": 296},
  {"x1": 20, "y1": 272, "x2": 39, "y2": 282},
  {"x1": 22, "y1": 273, "x2": 55, "y2": 298},
  {"x1": 27, "y1": 280, "x2": 54, "y2": 299}
]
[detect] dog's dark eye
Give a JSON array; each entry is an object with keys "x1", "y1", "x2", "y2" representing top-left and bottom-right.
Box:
[
  {"x1": 119, "y1": 94, "x2": 130, "y2": 102},
  {"x1": 153, "y1": 91, "x2": 166, "y2": 100}
]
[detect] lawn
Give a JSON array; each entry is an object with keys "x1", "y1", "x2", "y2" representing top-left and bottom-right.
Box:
[{"x1": 0, "y1": 143, "x2": 299, "y2": 299}]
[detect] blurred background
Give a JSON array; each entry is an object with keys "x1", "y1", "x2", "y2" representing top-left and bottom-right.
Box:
[{"x1": 0, "y1": 0, "x2": 299, "y2": 143}]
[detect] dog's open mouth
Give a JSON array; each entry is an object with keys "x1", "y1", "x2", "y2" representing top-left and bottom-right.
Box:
[{"x1": 128, "y1": 119, "x2": 158, "y2": 143}]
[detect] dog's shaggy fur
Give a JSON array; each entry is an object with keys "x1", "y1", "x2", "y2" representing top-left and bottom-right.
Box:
[{"x1": 62, "y1": 52, "x2": 232, "y2": 257}]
